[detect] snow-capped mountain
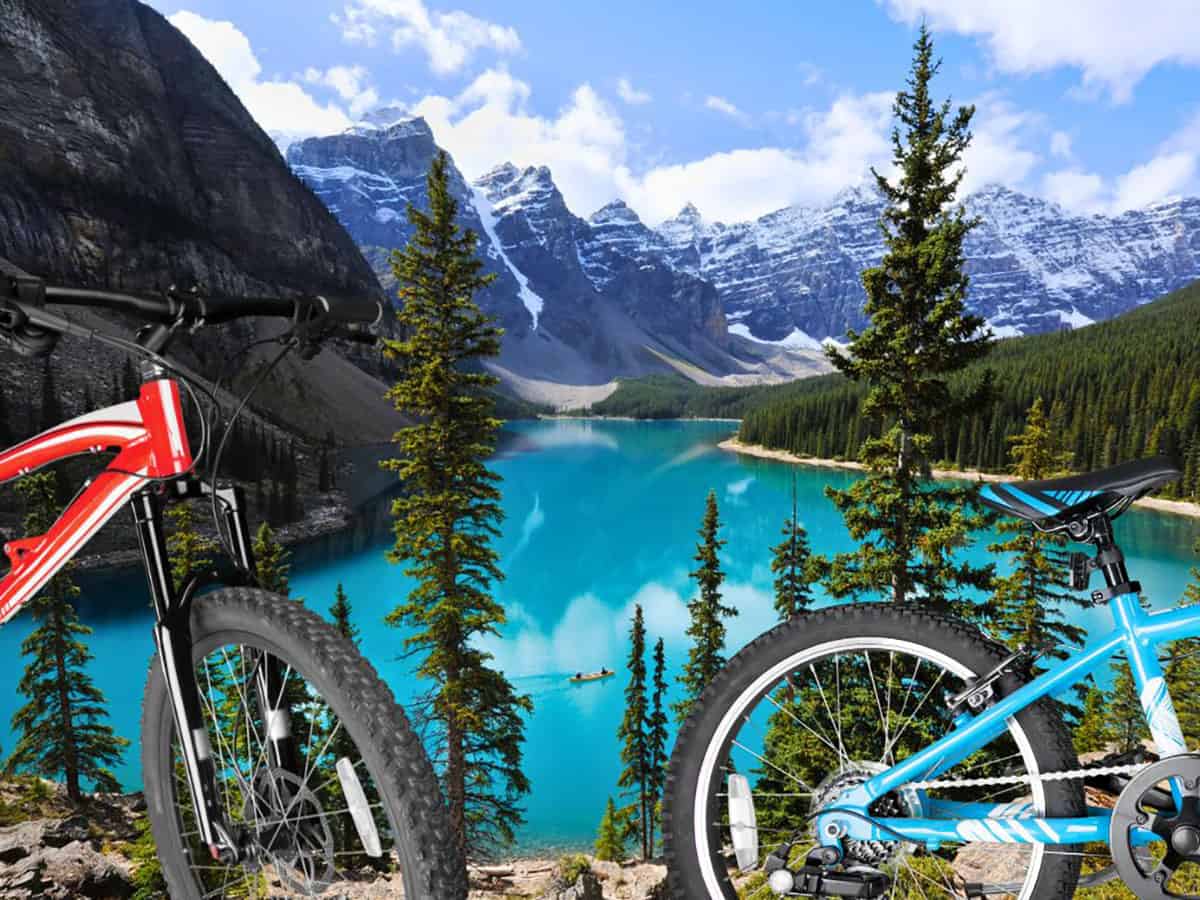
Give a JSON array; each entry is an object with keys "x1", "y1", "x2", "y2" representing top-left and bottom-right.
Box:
[
  {"x1": 657, "y1": 182, "x2": 1200, "y2": 342},
  {"x1": 289, "y1": 113, "x2": 1200, "y2": 400},
  {"x1": 289, "y1": 120, "x2": 824, "y2": 402}
]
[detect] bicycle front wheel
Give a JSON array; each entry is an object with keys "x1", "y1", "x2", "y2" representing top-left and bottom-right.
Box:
[
  {"x1": 141, "y1": 587, "x2": 466, "y2": 899},
  {"x1": 663, "y1": 604, "x2": 1086, "y2": 900}
]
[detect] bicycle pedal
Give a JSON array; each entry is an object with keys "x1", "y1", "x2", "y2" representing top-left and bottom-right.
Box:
[{"x1": 785, "y1": 865, "x2": 890, "y2": 898}]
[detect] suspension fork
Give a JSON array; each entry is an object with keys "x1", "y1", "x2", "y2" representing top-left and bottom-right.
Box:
[
  {"x1": 133, "y1": 486, "x2": 232, "y2": 857},
  {"x1": 134, "y1": 480, "x2": 302, "y2": 860}
]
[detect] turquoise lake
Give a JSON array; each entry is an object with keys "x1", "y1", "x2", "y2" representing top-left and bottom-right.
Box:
[{"x1": 2, "y1": 419, "x2": 1199, "y2": 851}]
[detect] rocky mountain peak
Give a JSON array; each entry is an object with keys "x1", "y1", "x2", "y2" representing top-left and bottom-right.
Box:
[{"x1": 588, "y1": 199, "x2": 642, "y2": 228}]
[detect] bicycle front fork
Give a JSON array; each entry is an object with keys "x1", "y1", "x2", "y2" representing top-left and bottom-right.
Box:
[{"x1": 132, "y1": 480, "x2": 300, "y2": 860}]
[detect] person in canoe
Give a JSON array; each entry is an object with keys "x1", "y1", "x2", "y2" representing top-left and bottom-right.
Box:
[{"x1": 570, "y1": 668, "x2": 614, "y2": 683}]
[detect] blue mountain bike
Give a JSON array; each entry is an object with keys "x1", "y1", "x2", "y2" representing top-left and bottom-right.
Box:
[{"x1": 664, "y1": 455, "x2": 1196, "y2": 900}]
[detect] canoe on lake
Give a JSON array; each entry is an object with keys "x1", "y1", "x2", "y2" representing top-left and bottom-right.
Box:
[{"x1": 569, "y1": 668, "x2": 615, "y2": 683}]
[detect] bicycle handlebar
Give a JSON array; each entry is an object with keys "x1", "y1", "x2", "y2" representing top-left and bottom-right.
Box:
[{"x1": 0, "y1": 258, "x2": 382, "y2": 347}]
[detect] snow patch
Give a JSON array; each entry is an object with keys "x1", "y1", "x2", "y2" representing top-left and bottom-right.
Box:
[
  {"x1": 728, "y1": 323, "x2": 823, "y2": 351},
  {"x1": 1059, "y1": 307, "x2": 1096, "y2": 329},
  {"x1": 373, "y1": 207, "x2": 401, "y2": 224},
  {"x1": 472, "y1": 187, "x2": 545, "y2": 329},
  {"x1": 988, "y1": 323, "x2": 1025, "y2": 339}
]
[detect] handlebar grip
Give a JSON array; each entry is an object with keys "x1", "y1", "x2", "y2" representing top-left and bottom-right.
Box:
[{"x1": 313, "y1": 295, "x2": 383, "y2": 326}]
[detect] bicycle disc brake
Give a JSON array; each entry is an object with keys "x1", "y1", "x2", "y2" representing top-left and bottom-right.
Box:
[
  {"x1": 1111, "y1": 753, "x2": 1200, "y2": 899},
  {"x1": 244, "y1": 767, "x2": 336, "y2": 895}
]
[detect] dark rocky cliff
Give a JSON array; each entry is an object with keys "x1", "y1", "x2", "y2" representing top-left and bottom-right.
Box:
[
  {"x1": 0, "y1": 0, "x2": 399, "y2": 448},
  {"x1": 0, "y1": 0, "x2": 379, "y2": 299}
]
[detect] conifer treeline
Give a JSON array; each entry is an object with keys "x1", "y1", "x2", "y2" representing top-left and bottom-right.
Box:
[{"x1": 738, "y1": 280, "x2": 1200, "y2": 499}]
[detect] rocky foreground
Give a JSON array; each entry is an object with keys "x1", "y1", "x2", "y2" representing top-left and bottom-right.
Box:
[{"x1": 0, "y1": 778, "x2": 668, "y2": 899}]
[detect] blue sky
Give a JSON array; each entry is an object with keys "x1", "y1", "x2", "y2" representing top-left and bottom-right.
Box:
[{"x1": 143, "y1": 0, "x2": 1200, "y2": 225}]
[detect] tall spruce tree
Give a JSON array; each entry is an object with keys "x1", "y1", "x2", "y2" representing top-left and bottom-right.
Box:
[
  {"x1": 166, "y1": 502, "x2": 217, "y2": 589},
  {"x1": 383, "y1": 150, "x2": 531, "y2": 856},
  {"x1": 6, "y1": 473, "x2": 128, "y2": 801},
  {"x1": 988, "y1": 398, "x2": 1085, "y2": 663},
  {"x1": 253, "y1": 522, "x2": 291, "y2": 597},
  {"x1": 675, "y1": 490, "x2": 735, "y2": 723},
  {"x1": 617, "y1": 605, "x2": 651, "y2": 860},
  {"x1": 771, "y1": 477, "x2": 819, "y2": 619},
  {"x1": 823, "y1": 25, "x2": 994, "y2": 610},
  {"x1": 646, "y1": 638, "x2": 669, "y2": 854}
]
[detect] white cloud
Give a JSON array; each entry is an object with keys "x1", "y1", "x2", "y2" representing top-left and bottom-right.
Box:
[
  {"x1": 1040, "y1": 154, "x2": 1195, "y2": 215},
  {"x1": 957, "y1": 93, "x2": 1041, "y2": 194},
  {"x1": 704, "y1": 95, "x2": 748, "y2": 124},
  {"x1": 1112, "y1": 152, "x2": 1196, "y2": 210},
  {"x1": 621, "y1": 91, "x2": 895, "y2": 223},
  {"x1": 616, "y1": 77, "x2": 652, "y2": 106},
  {"x1": 332, "y1": 0, "x2": 520, "y2": 76},
  {"x1": 303, "y1": 64, "x2": 380, "y2": 117},
  {"x1": 413, "y1": 69, "x2": 629, "y2": 217},
  {"x1": 1041, "y1": 168, "x2": 1107, "y2": 214},
  {"x1": 169, "y1": 11, "x2": 354, "y2": 139},
  {"x1": 882, "y1": 0, "x2": 1200, "y2": 102},
  {"x1": 1050, "y1": 131, "x2": 1073, "y2": 159},
  {"x1": 414, "y1": 69, "x2": 897, "y2": 223},
  {"x1": 1039, "y1": 110, "x2": 1200, "y2": 214}
]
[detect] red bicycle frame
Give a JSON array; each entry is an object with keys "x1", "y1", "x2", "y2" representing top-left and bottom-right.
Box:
[
  {"x1": 0, "y1": 372, "x2": 297, "y2": 859},
  {"x1": 0, "y1": 378, "x2": 192, "y2": 623}
]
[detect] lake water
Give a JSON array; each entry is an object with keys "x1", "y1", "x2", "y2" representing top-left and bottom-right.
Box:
[{"x1": 2, "y1": 419, "x2": 1199, "y2": 851}]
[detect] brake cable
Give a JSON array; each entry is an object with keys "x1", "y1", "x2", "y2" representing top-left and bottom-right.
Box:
[{"x1": 205, "y1": 335, "x2": 296, "y2": 572}]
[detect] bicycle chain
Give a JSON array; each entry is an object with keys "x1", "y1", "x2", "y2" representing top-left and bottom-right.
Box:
[{"x1": 907, "y1": 761, "x2": 1148, "y2": 790}]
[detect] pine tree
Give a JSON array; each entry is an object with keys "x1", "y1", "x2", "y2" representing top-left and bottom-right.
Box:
[
  {"x1": 329, "y1": 583, "x2": 359, "y2": 643},
  {"x1": 383, "y1": 150, "x2": 531, "y2": 856},
  {"x1": 988, "y1": 398, "x2": 1085, "y2": 664},
  {"x1": 646, "y1": 638, "x2": 669, "y2": 854},
  {"x1": 674, "y1": 491, "x2": 735, "y2": 723},
  {"x1": 617, "y1": 605, "x2": 651, "y2": 860},
  {"x1": 1073, "y1": 683, "x2": 1114, "y2": 754},
  {"x1": 6, "y1": 473, "x2": 129, "y2": 801},
  {"x1": 770, "y1": 477, "x2": 819, "y2": 619},
  {"x1": 1107, "y1": 661, "x2": 1150, "y2": 753},
  {"x1": 820, "y1": 25, "x2": 994, "y2": 610},
  {"x1": 253, "y1": 522, "x2": 291, "y2": 596},
  {"x1": 1165, "y1": 538, "x2": 1200, "y2": 748},
  {"x1": 594, "y1": 797, "x2": 625, "y2": 862},
  {"x1": 165, "y1": 502, "x2": 217, "y2": 589}
]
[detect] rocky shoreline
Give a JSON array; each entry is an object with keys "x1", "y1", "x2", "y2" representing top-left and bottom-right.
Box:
[
  {"x1": 721, "y1": 438, "x2": 1200, "y2": 519},
  {"x1": 0, "y1": 778, "x2": 668, "y2": 899}
]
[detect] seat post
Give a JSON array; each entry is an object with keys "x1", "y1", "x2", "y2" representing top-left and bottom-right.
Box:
[{"x1": 1091, "y1": 516, "x2": 1132, "y2": 591}]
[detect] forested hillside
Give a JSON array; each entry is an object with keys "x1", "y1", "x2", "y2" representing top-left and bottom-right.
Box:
[{"x1": 738, "y1": 280, "x2": 1200, "y2": 500}]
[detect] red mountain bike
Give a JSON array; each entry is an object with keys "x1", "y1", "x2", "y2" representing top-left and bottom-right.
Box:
[{"x1": 0, "y1": 259, "x2": 464, "y2": 899}]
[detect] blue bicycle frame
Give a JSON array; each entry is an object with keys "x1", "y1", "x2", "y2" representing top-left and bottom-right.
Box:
[{"x1": 816, "y1": 588, "x2": 1195, "y2": 850}]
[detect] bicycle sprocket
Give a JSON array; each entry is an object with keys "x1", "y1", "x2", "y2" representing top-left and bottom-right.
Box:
[{"x1": 1110, "y1": 752, "x2": 1200, "y2": 899}]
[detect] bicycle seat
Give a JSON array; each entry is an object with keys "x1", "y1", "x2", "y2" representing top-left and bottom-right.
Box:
[{"x1": 979, "y1": 455, "x2": 1182, "y2": 527}]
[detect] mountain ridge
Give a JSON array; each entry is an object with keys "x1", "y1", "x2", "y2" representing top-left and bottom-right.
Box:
[
  {"x1": 288, "y1": 112, "x2": 1200, "y2": 404},
  {"x1": 289, "y1": 118, "x2": 828, "y2": 406}
]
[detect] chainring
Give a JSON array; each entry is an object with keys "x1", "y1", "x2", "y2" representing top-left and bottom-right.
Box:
[{"x1": 1111, "y1": 753, "x2": 1200, "y2": 899}]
